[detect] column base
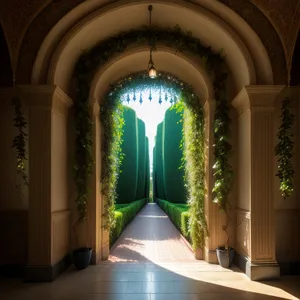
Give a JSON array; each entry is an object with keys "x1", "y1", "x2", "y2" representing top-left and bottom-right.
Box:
[
  {"x1": 204, "y1": 248, "x2": 218, "y2": 264},
  {"x1": 25, "y1": 254, "x2": 71, "y2": 282},
  {"x1": 101, "y1": 241, "x2": 110, "y2": 260},
  {"x1": 91, "y1": 249, "x2": 102, "y2": 264},
  {"x1": 235, "y1": 252, "x2": 280, "y2": 281}
]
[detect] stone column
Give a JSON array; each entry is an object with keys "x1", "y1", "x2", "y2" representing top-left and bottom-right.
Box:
[
  {"x1": 20, "y1": 85, "x2": 72, "y2": 281},
  {"x1": 232, "y1": 85, "x2": 284, "y2": 280}
]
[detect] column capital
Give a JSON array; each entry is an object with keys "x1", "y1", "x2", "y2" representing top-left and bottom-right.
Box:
[
  {"x1": 19, "y1": 85, "x2": 73, "y2": 114},
  {"x1": 232, "y1": 85, "x2": 285, "y2": 114}
]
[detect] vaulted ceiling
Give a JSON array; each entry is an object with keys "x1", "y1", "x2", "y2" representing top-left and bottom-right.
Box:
[{"x1": 0, "y1": 0, "x2": 299, "y2": 84}]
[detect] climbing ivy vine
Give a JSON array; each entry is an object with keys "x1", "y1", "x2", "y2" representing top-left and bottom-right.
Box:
[
  {"x1": 275, "y1": 96, "x2": 295, "y2": 199},
  {"x1": 12, "y1": 96, "x2": 28, "y2": 188}
]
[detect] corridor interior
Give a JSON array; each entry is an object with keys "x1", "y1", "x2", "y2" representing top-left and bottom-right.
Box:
[{"x1": 0, "y1": 203, "x2": 299, "y2": 300}]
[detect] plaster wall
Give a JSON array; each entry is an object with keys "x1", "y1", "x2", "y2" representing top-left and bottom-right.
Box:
[
  {"x1": 0, "y1": 89, "x2": 29, "y2": 266},
  {"x1": 50, "y1": 99, "x2": 71, "y2": 265}
]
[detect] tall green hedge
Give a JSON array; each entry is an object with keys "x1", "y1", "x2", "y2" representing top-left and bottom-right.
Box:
[
  {"x1": 163, "y1": 108, "x2": 187, "y2": 203},
  {"x1": 155, "y1": 122, "x2": 166, "y2": 199},
  {"x1": 153, "y1": 144, "x2": 157, "y2": 202},
  {"x1": 145, "y1": 137, "x2": 150, "y2": 199},
  {"x1": 116, "y1": 107, "x2": 139, "y2": 204},
  {"x1": 136, "y1": 119, "x2": 147, "y2": 200}
]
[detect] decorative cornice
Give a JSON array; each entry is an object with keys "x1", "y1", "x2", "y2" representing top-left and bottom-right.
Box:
[
  {"x1": 232, "y1": 85, "x2": 285, "y2": 115},
  {"x1": 18, "y1": 85, "x2": 73, "y2": 113}
]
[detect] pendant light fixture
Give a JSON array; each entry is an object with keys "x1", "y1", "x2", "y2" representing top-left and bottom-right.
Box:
[{"x1": 148, "y1": 5, "x2": 157, "y2": 78}]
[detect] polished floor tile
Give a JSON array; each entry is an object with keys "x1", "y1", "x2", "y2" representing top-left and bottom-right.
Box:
[{"x1": 0, "y1": 204, "x2": 299, "y2": 300}]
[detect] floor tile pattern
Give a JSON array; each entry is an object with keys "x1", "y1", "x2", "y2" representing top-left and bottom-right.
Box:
[{"x1": 0, "y1": 203, "x2": 299, "y2": 300}]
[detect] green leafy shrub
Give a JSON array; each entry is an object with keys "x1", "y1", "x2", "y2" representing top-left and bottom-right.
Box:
[
  {"x1": 110, "y1": 199, "x2": 147, "y2": 246},
  {"x1": 157, "y1": 199, "x2": 190, "y2": 241}
]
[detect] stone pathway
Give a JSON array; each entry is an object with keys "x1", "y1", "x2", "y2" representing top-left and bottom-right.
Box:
[
  {"x1": 1, "y1": 203, "x2": 299, "y2": 300},
  {"x1": 109, "y1": 203, "x2": 195, "y2": 263}
]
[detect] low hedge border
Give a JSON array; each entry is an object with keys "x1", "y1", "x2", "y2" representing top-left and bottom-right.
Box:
[
  {"x1": 157, "y1": 198, "x2": 190, "y2": 242},
  {"x1": 110, "y1": 198, "x2": 147, "y2": 246}
]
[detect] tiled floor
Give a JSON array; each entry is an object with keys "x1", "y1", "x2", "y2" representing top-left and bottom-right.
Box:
[{"x1": 0, "y1": 203, "x2": 299, "y2": 300}]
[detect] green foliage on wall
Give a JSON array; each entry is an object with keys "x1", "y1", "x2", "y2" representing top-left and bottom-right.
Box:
[
  {"x1": 136, "y1": 119, "x2": 147, "y2": 200},
  {"x1": 163, "y1": 107, "x2": 187, "y2": 203},
  {"x1": 212, "y1": 73, "x2": 234, "y2": 211},
  {"x1": 100, "y1": 102, "x2": 125, "y2": 229},
  {"x1": 275, "y1": 96, "x2": 295, "y2": 199},
  {"x1": 11, "y1": 96, "x2": 28, "y2": 188},
  {"x1": 172, "y1": 99, "x2": 207, "y2": 249}
]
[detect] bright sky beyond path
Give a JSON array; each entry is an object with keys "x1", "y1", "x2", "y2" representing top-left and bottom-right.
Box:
[{"x1": 123, "y1": 90, "x2": 172, "y2": 172}]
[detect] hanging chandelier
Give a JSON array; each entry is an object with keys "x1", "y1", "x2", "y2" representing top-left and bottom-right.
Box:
[{"x1": 148, "y1": 5, "x2": 157, "y2": 78}]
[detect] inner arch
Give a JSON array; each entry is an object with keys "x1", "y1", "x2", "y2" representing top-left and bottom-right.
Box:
[
  {"x1": 48, "y1": 2, "x2": 257, "y2": 94},
  {"x1": 91, "y1": 49, "x2": 213, "y2": 105}
]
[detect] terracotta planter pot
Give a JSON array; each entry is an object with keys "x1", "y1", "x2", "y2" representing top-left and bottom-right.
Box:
[{"x1": 195, "y1": 248, "x2": 203, "y2": 260}]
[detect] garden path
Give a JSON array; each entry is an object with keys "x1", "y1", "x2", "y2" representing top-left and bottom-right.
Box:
[{"x1": 109, "y1": 203, "x2": 195, "y2": 262}]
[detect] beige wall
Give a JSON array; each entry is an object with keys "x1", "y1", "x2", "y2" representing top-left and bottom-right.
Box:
[{"x1": 50, "y1": 96, "x2": 72, "y2": 264}]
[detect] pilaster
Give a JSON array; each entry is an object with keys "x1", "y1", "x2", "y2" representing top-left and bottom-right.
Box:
[
  {"x1": 203, "y1": 99, "x2": 225, "y2": 263},
  {"x1": 232, "y1": 85, "x2": 284, "y2": 280},
  {"x1": 19, "y1": 85, "x2": 72, "y2": 281},
  {"x1": 87, "y1": 100, "x2": 105, "y2": 264}
]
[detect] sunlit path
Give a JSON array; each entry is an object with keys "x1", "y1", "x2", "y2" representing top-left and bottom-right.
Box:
[{"x1": 109, "y1": 203, "x2": 195, "y2": 262}]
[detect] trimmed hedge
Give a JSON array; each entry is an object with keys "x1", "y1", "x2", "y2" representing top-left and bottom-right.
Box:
[
  {"x1": 145, "y1": 137, "x2": 150, "y2": 199},
  {"x1": 110, "y1": 199, "x2": 147, "y2": 245},
  {"x1": 136, "y1": 119, "x2": 147, "y2": 200},
  {"x1": 163, "y1": 107, "x2": 187, "y2": 203},
  {"x1": 152, "y1": 144, "x2": 157, "y2": 202},
  {"x1": 155, "y1": 123, "x2": 166, "y2": 199},
  {"x1": 157, "y1": 198, "x2": 190, "y2": 241},
  {"x1": 116, "y1": 107, "x2": 139, "y2": 204}
]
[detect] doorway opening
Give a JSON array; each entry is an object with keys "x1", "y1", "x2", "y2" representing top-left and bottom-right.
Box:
[{"x1": 103, "y1": 72, "x2": 206, "y2": 261}]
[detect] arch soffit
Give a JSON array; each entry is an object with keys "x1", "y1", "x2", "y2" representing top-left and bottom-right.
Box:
[
  {"x1": 44, "y1": 1, "x2": 261, "y2": 95},
  {"x1": 90, "y1": 47, "x2": 213, "y2": 106}
]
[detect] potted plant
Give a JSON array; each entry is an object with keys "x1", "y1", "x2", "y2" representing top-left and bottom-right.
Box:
[
  {"x1": 72, "y1": 246, "x2": 92, "y2": 270},
  {"x1": 72, "y1": 221, "x2": 92, "y2": 270},
  {"x1": 216, "y1": 219, "x2": 235, "y2": 268}
]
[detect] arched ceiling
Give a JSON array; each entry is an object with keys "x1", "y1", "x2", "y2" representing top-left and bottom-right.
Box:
[
  {"x1": 0, "y1": 0, "x2": 299, "y2": 84},
  {"x1": 46, "y1": 1, "x2": 259, "y2": 94}
]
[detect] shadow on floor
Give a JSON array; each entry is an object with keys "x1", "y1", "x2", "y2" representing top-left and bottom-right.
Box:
[{"x1": 0, "y1": 247, "x2": 299, "y2": 300}]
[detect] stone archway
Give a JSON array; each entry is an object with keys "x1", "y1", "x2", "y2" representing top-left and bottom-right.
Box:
[{"x1": 21, "y1": 0, "x2": 287, "y2": 282}]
